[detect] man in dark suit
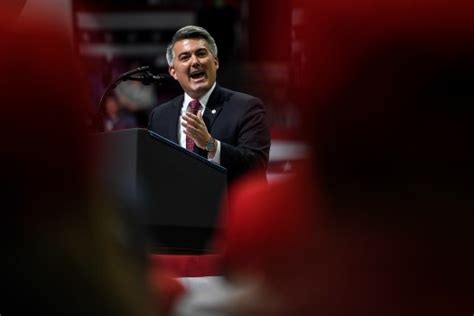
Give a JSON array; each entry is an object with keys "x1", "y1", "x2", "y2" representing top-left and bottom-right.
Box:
[{"x1": 149, "y1": 25, "x2": 270, "y2": 185}]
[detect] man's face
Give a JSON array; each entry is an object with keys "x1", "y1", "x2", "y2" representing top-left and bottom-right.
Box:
[{"x1": 169, "y1": 38, "x2": 219, "y2": 99}]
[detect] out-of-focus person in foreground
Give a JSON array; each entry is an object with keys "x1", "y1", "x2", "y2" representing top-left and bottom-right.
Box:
[
  {"x1": 215, "y1": 0, "x2": 474, "y2": 315},
  {"x1": 0, "y1": 5, "x2": 157, "y2": 316}
]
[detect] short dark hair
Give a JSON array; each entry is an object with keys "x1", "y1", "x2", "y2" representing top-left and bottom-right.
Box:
[{"x1": 166, "y1": 25, "x2": 218, "y2": 66}]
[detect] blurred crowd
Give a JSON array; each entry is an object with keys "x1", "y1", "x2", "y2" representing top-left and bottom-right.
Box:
[{"x1": 2, "y1": 0, "x2": 473, "y2": 316}]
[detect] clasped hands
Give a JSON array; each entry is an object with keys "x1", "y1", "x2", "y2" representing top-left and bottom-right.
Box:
[{"x1": 181, "y1": 110, "x2": 211, "y2": 149}]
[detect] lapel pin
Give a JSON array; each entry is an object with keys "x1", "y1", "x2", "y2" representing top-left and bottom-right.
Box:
[{"x1": 211, "y1": 109, "x2": 216, "y2": 114}]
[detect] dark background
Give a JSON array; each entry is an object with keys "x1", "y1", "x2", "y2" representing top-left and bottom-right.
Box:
[{"x1": 72, "y1": 0, "x2": 299, "y2": 131}]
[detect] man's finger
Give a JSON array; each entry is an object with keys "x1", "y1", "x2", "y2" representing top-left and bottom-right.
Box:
[{"x1": 184, "y1": 112, "x2": 201, "y2": 124}]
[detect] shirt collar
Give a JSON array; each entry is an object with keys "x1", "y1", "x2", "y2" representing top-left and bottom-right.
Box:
[{"x1": 183, "y1": 81, "x2": 217, "y2": 109}]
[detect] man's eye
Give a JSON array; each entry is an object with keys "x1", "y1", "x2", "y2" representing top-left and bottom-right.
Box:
[{"x1": 179, "y1": 55, "x2": 190, "y2": 61}]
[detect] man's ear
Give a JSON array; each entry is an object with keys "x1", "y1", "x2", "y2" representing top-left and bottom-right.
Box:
[
  {"x1": 214, "y1": 56, "x2": 219, "y2": 70},
  {"x1": 169, "y1": 66, "x2": 178, "y2": 79}
]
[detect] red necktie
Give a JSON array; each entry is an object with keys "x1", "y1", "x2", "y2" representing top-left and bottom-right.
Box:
[{"x1": 186, "y1": 99, "x2": 200, "y2": 151}]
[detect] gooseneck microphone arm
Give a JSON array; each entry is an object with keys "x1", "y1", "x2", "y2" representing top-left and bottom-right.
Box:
[
  {"x1": 94, "y1": 66, "x2": 172, "y2": 132},
  {"x1": 98, "y1": 65, "x2": 150, "y2": 116}
]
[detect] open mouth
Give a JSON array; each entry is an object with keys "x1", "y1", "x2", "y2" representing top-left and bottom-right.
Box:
[{"x1": 190, "y1": 70, "x2": 206, "y2": 80}]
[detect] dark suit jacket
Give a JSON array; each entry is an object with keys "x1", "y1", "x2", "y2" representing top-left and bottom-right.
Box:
[{"x1": 148, "y1": 84, "x2": 271, "y2": 184}]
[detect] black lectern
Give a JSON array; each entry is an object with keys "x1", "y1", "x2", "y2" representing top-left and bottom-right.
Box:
[{"x1": 96, "y1": 128, "x2": 227, "y2": 253}]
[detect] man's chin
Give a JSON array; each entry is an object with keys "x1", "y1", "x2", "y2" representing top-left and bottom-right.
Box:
[
  {"x1": 190, "y1": 79, "x2": 208, "y2": 87},
  {"x1": 190, "y1": 82, "x2": 210, "y2": 93}
]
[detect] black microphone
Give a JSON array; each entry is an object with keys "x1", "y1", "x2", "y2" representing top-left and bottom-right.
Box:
[
  {"x1": 126, "y1": 71, "x2": 173, "y2": 85},
  {"x1": 117, "y1": 65, "x2": 151, "y2": 81}
]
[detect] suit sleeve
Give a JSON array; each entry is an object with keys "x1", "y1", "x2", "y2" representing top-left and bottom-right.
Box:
[{"x1": 219, "y1": 97, "x2": 271, "y2": 182}]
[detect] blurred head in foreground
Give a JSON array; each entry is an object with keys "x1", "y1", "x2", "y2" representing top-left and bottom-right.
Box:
[
  {"x1": 220, "y1": 0, "x2": 474, "y2": 315},
  {"x1": 300, "y1": 0, "x2": 474, "y2": 221},
  {"x1": 0, "y1": 7, "x2": 154, "y2": 316}
]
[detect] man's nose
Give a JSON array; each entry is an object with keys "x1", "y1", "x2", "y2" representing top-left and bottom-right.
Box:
[{"x1": 190, "y1": 54, "x2": 200, "y2": 66}]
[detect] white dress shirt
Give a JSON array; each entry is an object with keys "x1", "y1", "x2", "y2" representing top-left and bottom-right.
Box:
[{"x1": 178, "y1": 82, "x2": 221, "y2": 164}]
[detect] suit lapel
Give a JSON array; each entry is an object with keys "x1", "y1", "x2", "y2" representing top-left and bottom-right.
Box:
[
  {"x1": 203, "y1": 85, "x2": 227, "y2": 130},
  {"x1": 169, "y1": 95, "x2": 183, "y2": 143}
]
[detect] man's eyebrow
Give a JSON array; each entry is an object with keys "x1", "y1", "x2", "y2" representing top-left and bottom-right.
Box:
[
  {"x1": 177, "y1": 47, "x2": 208, "y2": 58},
  {"x1": 178, "y1": 51, "x2": 191, "y2": 57}
]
